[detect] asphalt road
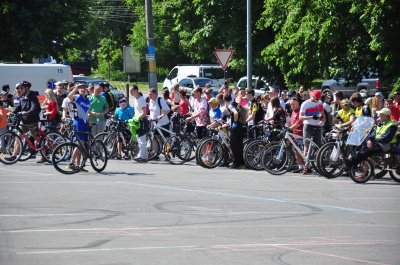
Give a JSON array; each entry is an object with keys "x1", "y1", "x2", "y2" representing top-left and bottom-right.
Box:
[{"x1": 1, "y1": 157, "x2": 399, "y2": 265}]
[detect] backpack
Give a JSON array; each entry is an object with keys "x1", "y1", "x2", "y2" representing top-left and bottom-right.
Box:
[
  {"x1": 157, "y1": 97, "x2": 171, "y2": 119},
  {"x1": 107, "y1": 91, "x2": 116, "y2": 111},
  {"x1": 236, "y1": 103, "x2": 248, "y2": 124}
]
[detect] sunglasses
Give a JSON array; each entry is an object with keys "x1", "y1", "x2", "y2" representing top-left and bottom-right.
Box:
[{"x1": 342, "y1": 103, "x2": 350, "y2": 106}]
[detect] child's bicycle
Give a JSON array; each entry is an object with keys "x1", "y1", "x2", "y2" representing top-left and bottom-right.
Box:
[
  {"x1": 0, "y1": 113, "x2": 66, "y2": 164},
  {"x1": 51, "y1": 122, "x2": 108, "y2": 174}
]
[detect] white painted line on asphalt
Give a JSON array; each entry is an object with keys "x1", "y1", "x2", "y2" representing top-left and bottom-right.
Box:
[{"x1": 1, "y1": 167, "x2": 53, "y2": 176}]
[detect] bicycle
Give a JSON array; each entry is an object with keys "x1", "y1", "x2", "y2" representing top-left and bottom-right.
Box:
[
  {"x1": 261, "y1": 126, "x2": 321, "y2": 175},
  {"x1": 51, "y1": 122, "x2": 108, "y2": 174},
  {"x1": 94, "y1": 116, "x2": 139, "y2": 159},
  {"x1": 0, "y1": 113, "x2": 66, "y2": 165}
]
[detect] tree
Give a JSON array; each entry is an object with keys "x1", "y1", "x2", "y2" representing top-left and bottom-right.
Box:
[{"x1": 0, "y1": 0, "x2": 92, "y2": 62}]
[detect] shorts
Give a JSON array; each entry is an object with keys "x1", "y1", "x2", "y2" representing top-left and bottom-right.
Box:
[
  {"x1": 73, "y1": 118, "x2": 89, "y2": 142},
  {"x1": 293, "y1": 138, "x2": 304, "y2": 150},
  {"x1": 303, "y1": 124, "x2": 322, "y2": 147}
]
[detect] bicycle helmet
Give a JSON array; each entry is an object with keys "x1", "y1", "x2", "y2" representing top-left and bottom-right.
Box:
[{"x1": 20, "y1": 80, "x2": 32, "y2": 89}]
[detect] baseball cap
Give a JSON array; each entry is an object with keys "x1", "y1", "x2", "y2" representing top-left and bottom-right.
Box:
[
  {"x1": 375, "y1": 91, "x2": 384, "y2": 97},
  {"x1": 360, "y1": 92, "x2": 367, "y2": 98},
  {"x1": 1, "y1": 91, "x2": 7, "y2": 96},
  {"x1": 310, "y1": 89, "x2": 322, "y2": 100},
  {"x1": 376, "y1": 108, "x2": 391, "y2": 116},
  {"x1": 62, "y1": 80, "x2": 69, "y2": 84},
  {"x1": 55, "y1": 81, "x2": 63, "y2": 86},
  {"x1": 208, "y1": 97, "x2": 218, "y2": 104},
  {"x1": 205, "y1": 88, "x2": 212, "y2": 94},
  {"x1": 119, "y1": 98, "x2": 127, "y2": 104}
]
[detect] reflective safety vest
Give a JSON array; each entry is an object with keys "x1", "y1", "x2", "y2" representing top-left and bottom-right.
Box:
[{"x1": 376, "y1": 120, "x2": 398, "y2": 144}]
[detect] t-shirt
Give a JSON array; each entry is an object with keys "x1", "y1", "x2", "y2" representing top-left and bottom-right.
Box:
[
  {"x1": 300, "y1": 99, "x2": 324, "y2": 126},
  {"x1": 247, "y1": 99, "x2": 259, "y2": 125},
  {"x1": 193, "y1": 97, "x2": 208, "y2": 126},
  {"x1": 336, "y1": 108, "x2": 355, "y2": 123},
  {"x1": 73, "y1": 94, "x2": 90, "y2": 121},
  {"x1": 61, "y1": 97, "x2": 74, "y2": 118},
  {"x1": 46, "y1": 100, "x2": 58, "y2": 121},
  {"x1": 149, "y1": 97, "x2": 170, "y2": 126},
  {"x1": 56, "y1": 93, "x2": 67, "y2": 111},
  {"x1": 115, "y1": 106, "x2": 134, "y2": 121},
  {"x1": 132, "y1": 96, "x2": 146, "y2": 117},
  {"x1": 88, "y1": 94, "x2": 109, "y2": 122},
  {"x1": 209, "y1": 107, "x2": 222, "y2": 124},
  {"x1": 290, "y1": 109, "x2": 303, "y2": 136}
]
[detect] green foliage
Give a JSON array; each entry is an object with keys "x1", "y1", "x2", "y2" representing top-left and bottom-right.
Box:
[{"x1": 0, "y1": 0, "x2": 92, "y2": 62}]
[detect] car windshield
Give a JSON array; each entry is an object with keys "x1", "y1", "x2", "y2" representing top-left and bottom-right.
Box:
[
  {"x1": 194, "y1": 79, "x2": 215, "y2": 87},
  {"x1": 203, "y1": 68, "x2": 224, "y2": 79}
]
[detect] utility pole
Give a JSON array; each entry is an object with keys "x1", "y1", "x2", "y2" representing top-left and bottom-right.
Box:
[
  {"x1": 246, "y1": 0, "x2": 252, "y2": 88},
  {"x1": 145, "y1": 0, "x2": 157, "y2": 91}
]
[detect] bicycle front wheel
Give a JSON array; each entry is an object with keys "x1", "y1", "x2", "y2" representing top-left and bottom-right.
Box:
[
  {"x1": 261, "y1": 144, "x2": 294, "y2": 175},
  {"x1": 164, "y1": 136, "x2": 193, "y2": 165},
  {"x1": 349, "y1": 159, "x2": 374, "y2": 183},
  {"x1": 244, "y1": 139, "x2": 268, "y2": 170},
  {"x1": 52, "y1": 142, "x2": 86, "y2": 174},
  {"x1": 196, "y1": 139, "x2": 224, "y2": 169},
  {"x1": 95, "y1": 132, "x2": 117, "y2": 158},
  {"x1": 0, "y1": 132, "x2": 23, "y2": 164},
  {"x1": 89, "y1": 140, "x2": 108, "y2": 172}
]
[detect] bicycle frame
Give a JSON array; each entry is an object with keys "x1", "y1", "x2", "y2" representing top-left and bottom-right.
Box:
[
  {"x1": 13, "y1": 122, "x2": 47, "y2": 152},
  {"x1": 150, "y1": 121, "x2": 176, "y2": 143}
]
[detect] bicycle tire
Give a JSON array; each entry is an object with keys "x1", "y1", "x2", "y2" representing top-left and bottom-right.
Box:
[
  {"x1": 196, "y1": 139, "x2": 224, "y2": 169},
  {"x1": 163, "y1": 136, "x2": 193, "y2": 165},
  {"x1": 95, "y1": 132, "x2": 117, "y2": 158},
  {"x1": 89, "y1": 140, "x2": 108, "y2": 172},
  {"x1": 244, "y1": 139, "x2": 268, "y2": 170},
  {"x1": 18, "y1": 138, "x2": 33, "y2": 161},
  {"x1": 315, "y1": 142, "x2": 344, "y2": 178},
  {"x1": 52, "y1": 142, "x2": 85, "y2": 174},
  {"x1": 261, "y1": 144, "x2": 294, "y2": 175},
  {"x1": 370, "y1": 154, "x2": 388, "y2": 179},
  {"x1": 349, "y1": 159, "x2": 374, "y2": 183},
  {"x1": 0, "y1": 132, "x2": 23, "y2": 164},
  {"x1": 389, "y1": 169, "x2": 400, "y2": 182},
  {"x1": 39, "y1": 132, "x2": 66, "y2": 163}
]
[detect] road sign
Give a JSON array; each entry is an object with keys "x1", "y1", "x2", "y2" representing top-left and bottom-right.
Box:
[
  {"x1": 213, "y1": 49, "x2": 234, "y2": 70},
  {"x1": 146, "y1": 54, "x2": 155, "y2": 61}
]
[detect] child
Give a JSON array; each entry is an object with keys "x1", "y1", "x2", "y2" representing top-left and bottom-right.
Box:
[
  {"x1": 114, "y1": 98, "x2": 134, "y2": 159},
  {"x1": 0, "y1": 103, "x2": 9, "y2": 151},
  {"x1": 167, "y1": 105, "x2": 182, "y2": 159}
]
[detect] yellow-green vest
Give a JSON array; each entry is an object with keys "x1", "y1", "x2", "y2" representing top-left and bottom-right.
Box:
[{"x1": 376, "y1": 120, "x2": 398, "y2": 144}]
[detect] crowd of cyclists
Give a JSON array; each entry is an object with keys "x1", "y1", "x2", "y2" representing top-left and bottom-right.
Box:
[{"x1": 1, "y1": 79, "x2": 399, "y2": 181}]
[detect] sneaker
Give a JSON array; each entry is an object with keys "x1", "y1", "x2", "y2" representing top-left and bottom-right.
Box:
[
  {"x1": 152, "y1": 156, "x2": 160, "y2": 160},
  {"x1": 302, "y1": 168, "x2": 312, "y2": 175},
  {"x1": 116, "y1": 155, "x2": 122, "y2": 160},
  {"x1": 66, "y1": 163, "x2": 76, "y2": 171},
  {"x1": 133, "y1": 157, "x2": 147, "y2": 163},
  {"x1": 123, "y1": 154, "x2": 130, "y2": 160},
  {"x1": 79, "y1": 167, "x2": 89, "y2": 173},
  {"x1": 4, "y1": 156, "x2": 16, "y2": 162}
]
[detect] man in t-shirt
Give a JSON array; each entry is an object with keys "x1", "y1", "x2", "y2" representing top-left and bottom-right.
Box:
[
  {"x1": 130, "y1": 85, "x2": 149, "y2": 163},
  {"x1": 350, "y1": 92, "x2": 371, "y2": 117},
  {"x1": 54, "y1": 82, "x2": 67, "y2": 114},
  {"x1": 88, "y1": 85, "x2": 109, "y2": 137},
  {"x1": 186, "y1": 87, "x2": 208, "y2": 139},
  {"x1": 299, "y1": 89, "x2": 326, "y2": 174},
  {"x1": 289, "y1": 98, "x2": 304, "y2": 173}
]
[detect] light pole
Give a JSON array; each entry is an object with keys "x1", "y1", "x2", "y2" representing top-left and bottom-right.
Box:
[
  {"x1": 247, "y1": 0, "x2": 252, "y2": 88},
  {"x1": 145, "y1": 0, "x2": 157, "y2": 91}
]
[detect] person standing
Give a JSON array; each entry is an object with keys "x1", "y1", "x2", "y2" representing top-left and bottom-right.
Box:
[
  {"x1": 41, "y1": 89, "x2": 59, "y2": 129},
  {"x1": 54, "y1": 82, "x2": 66, "y2": 114},
  {"x1": 288, "y1": 98, "x2": 305, "y2": 173},
  {"x1": 299, "y1": 89, "x2": 326, "y2": 174},
  {"x1": 228, "y1": 96, "x2": 246, "y2": 169},
  {"x1": 0, "y1": 103, "x2": 9, "y2": 151},
  {"x1": 5, "y1": 81, "x2": 41, "y2": 161},
  {"x1": 88, "y1": 85, "x2": 109, "y2": 137},
  {"x1": 114, "y1": 98, "x2": 134, "y2": 159},
  {"x1": 186, "y1": 87, "x2": 208, "y2": 140},
  {"x1": 130, "y1": 85, "x2": 149, "y2": 163},
  {"x1": 2, "y1": 84, "x2": 13, "y2": 103},
  {"x1": 66, "y1": 83, "x2": 91, "y2": 172}
]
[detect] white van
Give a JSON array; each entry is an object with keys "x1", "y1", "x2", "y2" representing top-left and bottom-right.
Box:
[
  {"x1": 163, "y1": 65, "x2": 225, "y2": 91},
  {"x1": 0, "y1": 63, "x2": 73, "y2": 95}
]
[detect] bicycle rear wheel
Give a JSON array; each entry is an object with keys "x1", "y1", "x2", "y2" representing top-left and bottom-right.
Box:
[
  {"x1": 89, "y1": 140, "x2": 108, "y2": 172},
  {"x1": 261, "y1": 144, "x2": 294, "y2": 175},
  {"x1": 244, "y1": 139, "x2": 268, "y2": 170},
  {"x1": 315, "y1": 142, "x2": 344, "y2": 178},
  {"x1": 39, "y1": 132, "x2": 66, "y2": 163},
  {"x1": 0, "y1": 132, "x2": 23, "y2": 164},
  {"x1": 164, "y1": 136, "x2": 193, "y2": 165},
  {"x1": 18, "y1": 138, "x2": 33, "y2": 161},
  {"x1": 52, "y1": 142, "x2": 85, "y2": 174}
]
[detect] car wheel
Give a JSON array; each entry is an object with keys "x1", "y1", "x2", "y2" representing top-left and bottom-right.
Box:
[{"x1": 322, "y1": 88, "x2": 334, "y2": 101}]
